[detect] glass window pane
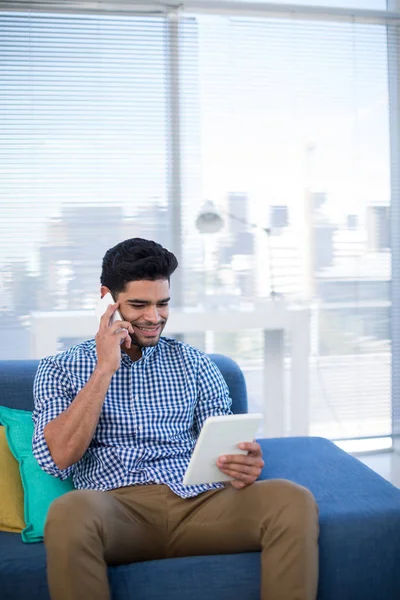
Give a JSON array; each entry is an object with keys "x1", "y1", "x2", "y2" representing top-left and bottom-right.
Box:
[
  {"x1": 180, "y1": 15, "x2": 392, "y2": 440},
  {"x1": 0, "y1": 12, "x2": 169, "y2": 353}
]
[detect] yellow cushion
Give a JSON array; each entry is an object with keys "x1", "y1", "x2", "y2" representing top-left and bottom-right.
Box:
[{"x1": 0, "y1": 425, "x2": 25, "y2": 532}]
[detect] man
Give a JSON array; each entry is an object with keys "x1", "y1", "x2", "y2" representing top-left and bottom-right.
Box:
[{"x1": 32, "y1": 238, "x2": 319, "y2": 600}]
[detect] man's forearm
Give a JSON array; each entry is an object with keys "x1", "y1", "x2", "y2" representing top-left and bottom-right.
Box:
[{"x1": 43, "y1": 367, "x2": 113, "y2": 471}]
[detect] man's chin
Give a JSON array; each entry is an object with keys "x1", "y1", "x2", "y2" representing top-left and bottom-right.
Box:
[
  {"x1": 140, "y1": 337, "x2": 161, "y2": 347},
  {"x1": 129, "y1": 332, "x2": 162, "y2": 348}
]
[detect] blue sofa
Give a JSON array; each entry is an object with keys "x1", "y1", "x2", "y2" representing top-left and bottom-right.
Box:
[{"x1": 1, "y1": 356, "x2": 400, "y2": 600}]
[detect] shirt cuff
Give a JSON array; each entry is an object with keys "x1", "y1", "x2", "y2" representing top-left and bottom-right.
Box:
[{"x1": 32, "y1": 412, "x2": 75, "y2": 480}]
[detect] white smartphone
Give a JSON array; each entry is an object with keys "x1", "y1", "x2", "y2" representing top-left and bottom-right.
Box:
[
  {"x1": 95, "y1": 292, "x2": 123, "y2": 324},
  {"x1": 182, "y1": 413, "x2": 263, "y2": 487},
  {"x1": 95, "y1": 293, "x2": 128, "y2": 340}
]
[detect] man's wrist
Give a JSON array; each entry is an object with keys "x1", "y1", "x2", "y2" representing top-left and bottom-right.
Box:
[{"x1": 93, "y1": 365, "x2": 115, "y2": 380}]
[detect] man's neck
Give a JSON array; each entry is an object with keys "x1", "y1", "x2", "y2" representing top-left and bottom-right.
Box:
[{"x1": 122, "y1": 345, "x2": 143, "y2": 363}]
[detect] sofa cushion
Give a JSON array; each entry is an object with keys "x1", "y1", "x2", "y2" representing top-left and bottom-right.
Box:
[
  {"x1": 0, "y1": 427, "x2": 25, "y2": 533},
  {"x1": 108, "y1": 553, "x2": 260, "y2": 600},
  {"x1": 0, "y1": 406, "x2": 74, "y2": 543},
  {"x1": 0, "y1": 531, "x2": 260, "y2": 600},
  {"x1": 0, "y1": 531, "x2": 50, "y2": 600}
]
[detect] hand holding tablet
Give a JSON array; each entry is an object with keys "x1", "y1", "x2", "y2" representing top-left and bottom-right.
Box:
[{"x1": 182, "y1": 413, "x2": 263, "y2": 487}]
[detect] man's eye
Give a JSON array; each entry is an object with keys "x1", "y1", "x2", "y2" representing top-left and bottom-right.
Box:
[{"x1": 129, "y1": 303, "x2": 168, "y2": 308}]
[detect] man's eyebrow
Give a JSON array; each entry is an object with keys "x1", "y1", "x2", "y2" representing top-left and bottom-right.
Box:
[{"x1": 126, "y1": 297, "x2": 170, "y2": 304}]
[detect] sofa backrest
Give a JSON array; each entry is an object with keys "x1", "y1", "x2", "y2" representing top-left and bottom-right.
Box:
[
  {"x1": 0, "y1": 360, "x2": 39, "y2": 411},
  {"x1": 208, "y1": 353, "x2": 248, "y2": 414},
  {"x1": 0, "y1": 354, "x2": 248, "y2": 414}
]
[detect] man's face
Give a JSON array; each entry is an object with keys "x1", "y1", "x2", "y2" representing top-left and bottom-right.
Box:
[{"x1": 113, "y1": 279, "x2": 170, "y2": 348}]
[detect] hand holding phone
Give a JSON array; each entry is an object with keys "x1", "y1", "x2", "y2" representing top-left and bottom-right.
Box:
[
  {"x1": 95, "y1": 292, "x2": 125, "y2": 329},
  {"x1": 94, "y1": 294, "x2": 133, "y2": 375}
]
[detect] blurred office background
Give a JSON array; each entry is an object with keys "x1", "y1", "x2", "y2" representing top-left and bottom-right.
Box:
[{"x1": 1, "y1": 0, "x2": 400, "y2": 477}]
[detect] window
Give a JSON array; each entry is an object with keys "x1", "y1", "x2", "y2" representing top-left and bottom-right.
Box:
[
  {"x1": 179, "y1": 13, "x2": 392, "y2": 440},
  {"x1": 0, "y1": 3, "x2": 398, "y2": 443},
  {"x1": 0, "y1": 12, "x2": 169, "y2": 318}
]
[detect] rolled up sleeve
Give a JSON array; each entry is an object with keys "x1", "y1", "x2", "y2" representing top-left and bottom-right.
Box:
[
  {"x1": 193, "y1": 355, "x2": 233, "y2": 434},
  {"x1": 32, "y1": 357, "x2": 76, "y2": 480}
]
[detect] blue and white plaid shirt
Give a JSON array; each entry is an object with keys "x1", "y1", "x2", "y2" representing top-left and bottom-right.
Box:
[{"x1": 32, "y1": 337, "x2": 232, "y2": 498}]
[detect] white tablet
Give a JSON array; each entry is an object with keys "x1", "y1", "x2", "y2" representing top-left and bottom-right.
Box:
[{"x1": 182, "y1": 413, "x2": 263, "y2": 487}]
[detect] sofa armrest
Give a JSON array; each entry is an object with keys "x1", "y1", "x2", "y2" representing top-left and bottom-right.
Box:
[{"x1": 256, "y1": 436, "x2": 400, "y2": 600}]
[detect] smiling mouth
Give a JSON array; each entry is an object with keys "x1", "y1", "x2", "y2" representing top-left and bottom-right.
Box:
[{"x1": 134, "y1": 325, "x2": 162, "y2": 333}]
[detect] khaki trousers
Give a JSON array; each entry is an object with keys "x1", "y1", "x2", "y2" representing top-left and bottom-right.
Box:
[{"x1": 44, "y1": 480, "x2": 319, "y2": 600}]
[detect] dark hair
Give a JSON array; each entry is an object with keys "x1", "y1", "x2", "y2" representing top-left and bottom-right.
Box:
[{"x1": 100, "y1": 238, "x2": 178, "y2": 295}]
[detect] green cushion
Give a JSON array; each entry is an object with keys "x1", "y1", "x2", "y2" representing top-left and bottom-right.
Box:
[{"x1": 0, "y1": 406, "x2": 74, "y2": 543}]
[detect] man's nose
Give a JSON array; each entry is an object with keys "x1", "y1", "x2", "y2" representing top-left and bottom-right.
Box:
[{"x1": 143, "y1": 305, "x2": 160, "y2": 324}]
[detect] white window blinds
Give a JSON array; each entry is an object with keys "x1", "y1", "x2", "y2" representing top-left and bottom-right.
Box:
[
  {"x1": 178, "y1": 13, "x2": 393, "y2": 441},
  {"x1": 0, "y1": 11, "x2": 170, "y2": 312},
  {"x1": 0, "y1": 4, "x2": 398, "y2": 442}
]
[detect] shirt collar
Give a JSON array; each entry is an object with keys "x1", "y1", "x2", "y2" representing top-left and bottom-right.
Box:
[
  {"x1": 88, "y1": 338, "x2": 158, "y2": 367},
  {"x1": 121, "y1": 343, "x2": 157, "y2": 367},
  {"x1": 142, "y1": 345, "x2": 157, "y2": 358}
]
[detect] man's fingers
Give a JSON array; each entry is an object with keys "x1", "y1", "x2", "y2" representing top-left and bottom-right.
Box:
[
  {"x1": 219, "y1": 467, "x2": 256, "y2": 483},
  {"x1": 220, "y1": 464, "x2": 262, "y2": 479},
  {"x1": 237, "y1": 441, "x2": 262, "y2": 454},
  {"x1": 218, "y1": 455, "x2": 264, "y2": 469},
  {"x1": 99, "y1": 303, "x2": 133, "y2": 332},
  {"x1": 110, "y1": 321, "x2": 134, "y2": 335},
  {"x1": 223, "y1": 463, "x2": 262, "y2": 477},
  {"x1": 230, "y1": 480, "x2": 247, "y2": 490},
  {"x1": 122, "y1": 339, "x2": 132, "y2": 349},
  {"x1": 121, "y1": 332, "x2": 132, "y2": 349},
  {"x1": 99, "y1": 303, "x2": 119, "y2": 329},
  {"x1": 218, "y1": 461, "x2": 258, "y2": 475}
]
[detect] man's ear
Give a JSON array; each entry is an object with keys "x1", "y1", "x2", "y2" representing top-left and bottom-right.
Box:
[{"x1": 100, "y1": 285, "x2": 112, "y2": 299}]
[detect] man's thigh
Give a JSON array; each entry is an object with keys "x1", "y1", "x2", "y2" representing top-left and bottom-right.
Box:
[
  {"x1": 45, "y1": 485, "x2": 168, "y2": 564},
  {"x1": 166, "y1": 480, "x2": 314, "y2": 558}
]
